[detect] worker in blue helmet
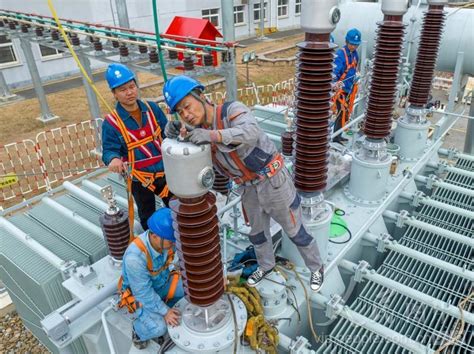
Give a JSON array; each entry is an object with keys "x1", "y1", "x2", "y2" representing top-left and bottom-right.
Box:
[
  {"x1": 162, "y1": 76, "x2": 325, "y2": 293},
  {"x1": 332, "y1": 28, "x2": 361, "y2": 143},
  {"x1": 102, "y1": 63, "x2": 173, "y2": 231},
  {"x1": 120, "y1": 208, "x2": 183, "y2": 349}
]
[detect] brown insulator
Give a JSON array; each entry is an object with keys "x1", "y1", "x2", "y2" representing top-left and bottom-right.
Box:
[
  {"x1": 281, "y1": 131, "x2": 294, "y2": 157},
  {"x1": 149, "y1": 49, "x2": 159, "y2": 63},
  {"x1": 88, "y1": 30, "x2": 95, "y2": 43},
  {"x1": 94, "y1": 39, "x2": 103, "y2": 51},
  {"x1": 0, "y1": 20, "x2": 4, "y2": 27},
  {"x1": 119, "y1": 44, "x2": 129, "y2": 57},
  {"x1": 294, "y1": 32, "x2": 335, "y2": 194},
  {"x1": 71, "y1": 34, "x2": 80, "y2": 46},
  {"x1": 212, "y1": 169, "x2": 230, "y2": 195},
  {"x1": 408, "y1": 5, "x2": 446, "y2": 108},
  {"x1": 99, "y1": 209, "x2": 130, "y2": 261},
  {"x1": 168, "y1": 49, "x2": 178, "y2": 60},
  {"x1": 21, "y1": 24, "x2": 29, "y2": 33},
  {"x1": 51, "y1": 29, "x2": 59, "y2": 41},
  {"x1": 35, "y1": 26, "x2": 43, "y2": 37},
  {"x1": 363, "y1": 17, "x2": 406, "y2": 139},
  {"x1": 183, "y1": 55, "x2": 194, "y2": 71},
  {"x1": 8, "y1": 21, "x2": 16, "y2": 30},
  {"x1": 203, "y1": 53, "x2": 214, "y2": 67},
  {"x1": 112, "y1": 38, "x2": 120, "y2": 48},
  {"x1": 221, "y1": 51, "x2": 231, "y2": 62},
  {"x1": 170, "y1": 193, "x2": 224, "y2": 307},
  {"x1": 139, "y1": 44, "x2": 148, "y2": 54}
]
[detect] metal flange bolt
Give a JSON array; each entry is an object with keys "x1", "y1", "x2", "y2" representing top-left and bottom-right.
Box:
[
  {"x1": 326, "y1": 294, "x2": 344, "y2": 320},
  {"x1": 436, "y1": 160, "x2": 450, "y2": 174},
  {"x1": 446, "y1": 147, "x2": 458, "y2": 160},
  {"x1": 426, "y1": 174, "x2": 439, "y2": 190},
  {"x1": 411, "y1": 191, "x2": 425, "y2": 207},
  {"x1": 395, "y1": 210, "x2": 410, "y2": 228},
  {"x1": 353, "y1": 261, "x2": 370, "y2": 283},
  {"x1": 376, "y1": 233, "x2": 392, "y2": 253}
]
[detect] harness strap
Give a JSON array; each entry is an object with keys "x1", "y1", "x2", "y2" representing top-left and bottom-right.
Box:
[
  {"x1": 165, "y1": 271, "x2": 180, "y2": 303},
  {"x1": 213, "y1": 104, "x2": 258, "y2": 183}
]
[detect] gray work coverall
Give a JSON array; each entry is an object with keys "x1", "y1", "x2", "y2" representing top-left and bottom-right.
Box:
[{"x1": 211, "y1": 102, "x2": 323, "y2": 272}]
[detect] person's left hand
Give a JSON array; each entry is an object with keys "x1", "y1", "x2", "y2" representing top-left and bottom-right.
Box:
[{"x1": 187, "y1": 129, "x2": 218, "y2": 145}]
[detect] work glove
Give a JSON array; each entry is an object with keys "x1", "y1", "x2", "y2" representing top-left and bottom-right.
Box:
[
  {"x1": 187, "y1": 128, "x2": 219, "y2": 145},
  {"x1": 164, "y1": 120, "x2": 182, "y2": 139}
]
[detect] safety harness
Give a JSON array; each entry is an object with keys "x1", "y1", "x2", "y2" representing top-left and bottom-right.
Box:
[
  {"x1": 117, "y1": 236, "x2": 180, "y2": 314},
  {"x1": 212, "y1": 103, "x2": 284, "y2": 186},
  {"x1": 331, "y1": 48, "x2": 359, "y2": 129},
  {"x1": 105, "y1": 102, "x2": 169, "y2": 239}
]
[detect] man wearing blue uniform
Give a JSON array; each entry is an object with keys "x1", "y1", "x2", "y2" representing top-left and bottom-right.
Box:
[
  {"x1": 332, "y1": 29, "x2": 361, "y2": 143},
  {"x1": 102, "y1": 63, "x2": 171, "y2": 230},
  {"x1": 120, "y1": 208, "x2": 183, "y2": 349}
]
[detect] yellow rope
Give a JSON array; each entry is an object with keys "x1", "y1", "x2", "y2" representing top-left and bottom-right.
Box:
[{"x1": 46, "y1": 0, "x2": 114, "y2": 113}]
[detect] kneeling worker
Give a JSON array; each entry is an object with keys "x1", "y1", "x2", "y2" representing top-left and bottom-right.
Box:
[
  {"x1": 120, "y1": 208, "x2": 183, "y2": 349},
  {"x1": 162, "y1": 76, "x2": 325, "y2": 292}
]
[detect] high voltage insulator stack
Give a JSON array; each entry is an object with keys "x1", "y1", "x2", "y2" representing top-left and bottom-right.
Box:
[
  {"x1": 363, "y1": 7, "x2": 407, "y2": 139},
  {"x1": 408, "y1": 1, "x2": 447, "y2": 108}
]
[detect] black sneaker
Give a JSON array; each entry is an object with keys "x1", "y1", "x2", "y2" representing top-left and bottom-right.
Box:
[
  {"x1": 247, "y1": 268, "x2": 273, "y2": 287},
  {"x1": 132, "y1": 328, "x2": 149, "y2": 350},
  {"x1": 310, "y1": 267, "x2": 324, "y2": 292}
]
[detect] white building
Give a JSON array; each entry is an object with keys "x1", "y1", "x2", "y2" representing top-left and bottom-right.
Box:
[{"x1": 0, "y1": 0, "x2": 303, "y2": 89}]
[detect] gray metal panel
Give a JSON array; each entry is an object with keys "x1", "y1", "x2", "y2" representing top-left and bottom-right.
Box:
[
  {"x1": 8, "y1": 214, "x2": 89, "y2": 265},
  {"x1": 27, "y1": 204, "x2": 107, "y2": 263}
]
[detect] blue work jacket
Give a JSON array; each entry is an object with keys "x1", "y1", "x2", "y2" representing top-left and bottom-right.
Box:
[
  {"x1": 333, "y1": 45, "x2": 359, "y2": 94},
  {"x1": 101, "y1": 100, "x2": 168, "y2": 173},
  {"x1": 121, "y1": 231, "x2": 173, "y2": 317}
]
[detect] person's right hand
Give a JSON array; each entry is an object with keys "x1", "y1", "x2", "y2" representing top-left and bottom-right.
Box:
[
  {"x1": 164, "y1": 308, "x2": 181, "y2": 327},
  {"x1": 108, "y1": 158, "x2": 125, "y2": 174},
  {"x1": 164, "y1": 121, "x2": 183, "y2": 139}
]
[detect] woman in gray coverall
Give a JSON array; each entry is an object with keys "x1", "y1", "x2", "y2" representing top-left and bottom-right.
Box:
[{"x1": 162, "y1": 75, "x2": 324, "y2": 292}]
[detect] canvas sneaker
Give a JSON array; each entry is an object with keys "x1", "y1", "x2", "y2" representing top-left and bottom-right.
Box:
[
  {"x1": 310, "y1": 267, "x2": 324, "y2": 292},
  {"x1": 247, "y1": 268, "x2": 273, "y2": 287}
]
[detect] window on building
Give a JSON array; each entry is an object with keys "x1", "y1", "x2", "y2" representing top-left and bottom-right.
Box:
[
  {"x1": 295, "y1": 0, "x2": 302, "y2": 15},
  {"x1": 234, "y1": 5, "x2": 245, "y2": 25},
  {"x1": 0, "y1": 35, "x2": 19, "y2": 67},
  {"x1": 202, "y1": 8, "x2": 219, "y2": 27},
  {"x1": 278, "y1": 0, "x2": 289, "y2": 18},
  {"x1": 39, "y1": 45, "x2": 63, "y2": 59},
  {"x1": 253, "y1": 2, "x2": 268, "y2": 22}
]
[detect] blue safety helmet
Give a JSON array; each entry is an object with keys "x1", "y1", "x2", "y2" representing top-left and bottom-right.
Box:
[
  {"x1": 163, "y1": 75, "x2": 205, "y2": 114},
  {"x1": 345, "y1": 28, "x2": 362, "y2": 46},
  {"x1": 105, "y1": 63, "x2": 135, "y2": 90},
  {"x1": 147, "y1": 208, "x2": 175, "y2": 242}
]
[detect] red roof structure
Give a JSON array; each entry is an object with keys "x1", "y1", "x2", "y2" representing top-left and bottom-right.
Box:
[{"x1": 164, "y1": 16, "x2": 223, "y2": 67}]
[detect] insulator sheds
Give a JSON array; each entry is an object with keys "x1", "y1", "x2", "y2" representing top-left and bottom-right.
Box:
[
  {"x1": 119, "y1": 44, "x2": 129, "y2": 57},
  {"x1": 35, "y1": 27, "x2": 43, "y2": 37},
  {"x1": 183, "y1": 55, "x2": 194, "y2": 71},
  {"x1": 170, "y1": 193, "x2": 224, "y2": 307},
  {"x1": 281, "y1": 131, "x2": 294, "y2": 157},
  {"x1": 71, "y1": 34, "x2": 80, "y2": 47},
  {"x1": 212, "y1": 169, "x2": 230, "y2": 195},
  {"x1": 99, "y1": 209, "x2": 130, "y2": 261},
  {"x1": 138, "y1": 44, "x2": 148, "y2": 54},
  {"x1": 294, "y1": 33, "x2": 335, "y2": 194},
  {"x1": 168, "y1": 49, "x2": 178, "y2": 60},
  {"x1": 112, "y1": 39, "x2": 120, "y2": 48},
  {"x1": 51, "y1": 29, "x2": 59, "y2": 41},
  {"x1": 21, "y1": 24, "x2": 29, "y2": 33},
  {"x1": 0, "y1": 20, "x2": 4, "y2": 27},
  {"x1": 93, "y1": 39, "x2": 103, "y2": 51},
  {"x1": 203, "y1": 53, "x2": 214, "y2": 67},
  {"x1": 8, "y1": 21, "x2": 16, "y2": 30},
  {"x1": 408, "y1": 5, "x2": 446, "y2": 108},
  {"x1": 363, "y1": 18, "x2": 406, "y2": 139},
  {"x1": 149, "y1": 49, "x2": 159, "y2": 64}
]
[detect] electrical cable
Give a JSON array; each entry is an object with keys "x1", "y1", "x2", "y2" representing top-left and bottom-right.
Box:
[{"x1": 329, "y1": 222, "x2": 352, "y2": 245}]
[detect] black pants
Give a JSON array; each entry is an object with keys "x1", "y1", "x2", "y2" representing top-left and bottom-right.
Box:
[
  {"x1": 333, "y1": 92, "x2": 348, "y2": 142},
  {"x1": 131, "y1": 176, "x2": 172, "y2": 231}
]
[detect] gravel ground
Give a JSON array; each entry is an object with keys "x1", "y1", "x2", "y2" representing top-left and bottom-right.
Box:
[{"x1": 0, "y1": 312, "x2": 49, "y2": 354}]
